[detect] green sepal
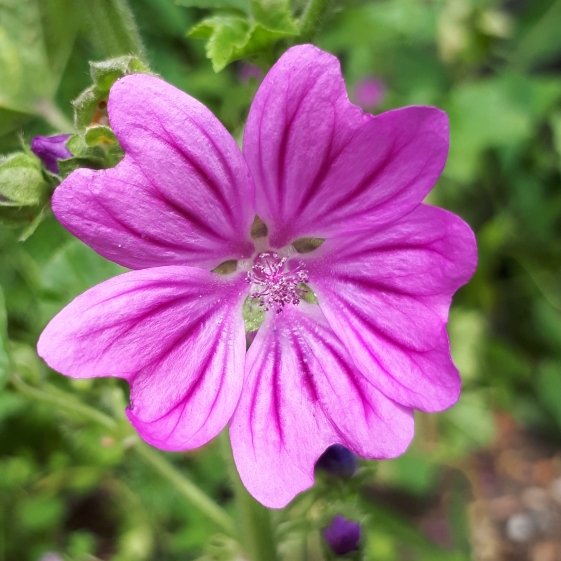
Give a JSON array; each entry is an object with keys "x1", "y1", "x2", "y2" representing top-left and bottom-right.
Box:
[
  {"x1": 89, "y1": 56, "x2": 150, "y2": 91},
  {"x1": 0, "y1": 153, "x2": 49, "y2": 206},
  {"x1": 58, "y1": 129, "x2": 124, "y2": 179},
  {"x1": 243, "y1": 297, "x2": 265, "y2": 333},
  {"x1": 0, "y1": 152, "x2": 52, "y2": 230},
  {"x1": 73, "y1": 55, "x2": 150, "y2": 133}
]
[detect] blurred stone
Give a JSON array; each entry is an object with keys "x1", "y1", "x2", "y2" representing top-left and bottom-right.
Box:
[
  {"x1": 533, "y1": 458, "x2": 557, "y2": 487},
  {"x1": 38, "y1": 554, "x2": 64, "y2": 561},
  {"x1": 549, "y1": 477, "x2": 561, "y2": 505},
  {"x1": 530, "y1": 541, "x2": 561, "y2": 561},
  {"x1": 506, "y1": 513, "x2": 536, "y2": 543},
  {"x1": 521, "y1": 487, "x2": 549, "y2": 511},
  {"x1": 469, "y1": 500, "x2": 502, "y2": 561},
  {"x1": 489, "y1": 495, "x2": 521, "y2": 521}
]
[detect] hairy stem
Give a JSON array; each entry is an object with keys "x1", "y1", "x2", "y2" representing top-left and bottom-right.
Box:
[
  {"x1": 11, "y1": 375, "x2": 117, "y2": 430},
  {"x1": 298, "y1": 0, "x2": 331, "y2": 41},
  {"x1": 135, "y1": 442, "x2": 236, "y2": 535},
  {"x1": 82, "y1": 0, "x2": 145, "y2": 59},
  {"x1": 11, "y1": 375, "x2": 235, "y2": 535},
  {"x1": 220, "y1": 431, "x2": 278, "y2": 561}
]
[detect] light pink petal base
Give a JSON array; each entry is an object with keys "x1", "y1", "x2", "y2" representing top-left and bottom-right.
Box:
[
  {"x1": 304, "y1": 205, "x2": 477, "y2": 412},
  {"x1": 230, "y1": 303, "x2": 414, "y2": 508},
  {"x1": 38, "y1": 267, "x2": 248, "y2": 450}
]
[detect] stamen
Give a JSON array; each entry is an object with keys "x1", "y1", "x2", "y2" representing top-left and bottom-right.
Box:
[{"x1": 246, "y1": 252, "x2": 309, "y2": 313}]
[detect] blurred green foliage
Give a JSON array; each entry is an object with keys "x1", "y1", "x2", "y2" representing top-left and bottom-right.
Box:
[{"x1": 1, "y1": 0, "x2": 561, "y2": 559}]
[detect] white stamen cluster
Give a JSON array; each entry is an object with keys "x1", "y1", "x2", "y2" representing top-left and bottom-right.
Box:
[{"x1": 246, "y1": 252, "x2": 309, "y2": 313}]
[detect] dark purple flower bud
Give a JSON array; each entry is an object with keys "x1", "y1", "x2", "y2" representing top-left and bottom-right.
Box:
[
  {"x1": 323, "y1": 515, "x2": 361, "y2": 556},
  {"x1": 315, "y1": 444, "x2": 358, "y2": 478},
  {"x1": 353, "y1": 78, "x2": 386, "y2": 111},
  {"x1": 30, "y1": 134, "x2": 72, "y2": 174}
]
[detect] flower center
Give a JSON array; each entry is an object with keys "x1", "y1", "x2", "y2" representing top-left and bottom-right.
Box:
[{"x1": 246, "y1": 252, "x2": 309, "y2": 313}]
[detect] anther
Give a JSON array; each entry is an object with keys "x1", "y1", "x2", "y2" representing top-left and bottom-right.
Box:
[{"x1": 246, "y1": 252, "x2": 309, "y2": 313}]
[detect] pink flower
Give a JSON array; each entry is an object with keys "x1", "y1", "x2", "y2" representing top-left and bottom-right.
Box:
[
  {"x1": 238, "y1": 62, "x2": 263, "y2": 84},
  {"x1": 37, "y1": 45, "x2": 477, "y2": 508},
  {"x1": 353, "y1": 77, "x2": 386, "y2": 111}
]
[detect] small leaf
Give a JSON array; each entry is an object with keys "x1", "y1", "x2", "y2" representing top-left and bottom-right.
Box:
[
  {"x1": 190, "y1": 16, "x2": 252, "y2": 72},
  {"x1": 250, "y1": 0, "x2": 298, "y2": 34},
  {"x1": 58, "y1": 130, "x2": 124, "y2": 178},
  {"x1": 73, "y1": 56, "x2": 150, "y2": 133},
  {"x1": 189, "y1": 1, "x2": 298, "y2": 72},
  {"x1": 39, "y1": 238, "x2": 125, "y2": 325},
  {"x1": 0, "y1": 153, "x2": 47, "y2": 206},
  {"x1": 17, "y1": 205, "x2": 50, "y2": 242},
  {"x1": 89, "y1": 55, "x2": 150, "y2": 93}
]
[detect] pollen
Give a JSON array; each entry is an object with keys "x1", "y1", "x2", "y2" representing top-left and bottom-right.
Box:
[{"x1": 246, "y1": 252, "x2": 309, "y2": 313}]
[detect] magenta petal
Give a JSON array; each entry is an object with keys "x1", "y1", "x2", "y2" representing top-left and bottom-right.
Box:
[
  {"x1": 229, "y1": 304, "x2": 414, "y2": 508},
  {"x1": 305, "y1": 205, "x2": 477, "y2": 412},
  {"x1": 38, "y1": 267, "x2": 248, "y2": 450},
  {"x1": 53, "y1": 73, "x2": 256, "y2": 270},
  {"x1": 243, "y1": 44, "x2": 368, "y2": 247},
  {"x1": 243, "y1": 45, "x2": 448, "y2": 247}
]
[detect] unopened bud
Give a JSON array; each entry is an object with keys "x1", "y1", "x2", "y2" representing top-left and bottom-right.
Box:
[
  {"x1": 323, "y1": 515, "x2": 361, "y2": 556},
  {"x1": 315, "y1": 444, "x2": 358, "y2": 478},
  {"x1": 30, "y1": 134, "x2": 72, "y2": 174}
]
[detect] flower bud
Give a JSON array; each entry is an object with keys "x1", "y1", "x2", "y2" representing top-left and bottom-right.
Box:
[
  {"x1": 30, "y1": 134, "x2": 72, "y2": 174},
  {"x1": 315, "y1": 444, "x2": 358, "y2": 478},
  {"x1": 323, "y1": 515, "x2": 361, "y2": 556},
  {"x1": 0, "y1": 152, "x2": 51, "y2": 230}
]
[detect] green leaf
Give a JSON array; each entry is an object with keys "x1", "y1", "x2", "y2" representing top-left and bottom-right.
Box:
[
  {"x1": 176, "y1": 0, "x2": 250, "y2": 12},
  {"x1": 58, "y1": 130, "x2": 124, "y2": 178},
  {"x1": 0, "y1": 201, "x2": 46, "y2": 229},
  {"x1": 0, "y1": 0, "x2": 53, "y2": 113},
  {"x1": 38, "y1": 0, "x2": 82, "y2": 82},
  {"x1": 89, "y1": 56, "x2": 150, "y2": 93},
  {"x1": 39, "y1": 238, "x2": 125, "y2": 326},
  {"x1": 72, "y1": 56, "x2": 150, "y2": 133},
  {"x1": 189, "y1": 0, "x2": 298, "y2": 71},
  {"x1": 0, "y1": 286, "x2": 9, "y2": 389},
  {"x1": 0, "y1": 152, "x2": 51, "y2": 230},
  {"x1": 0, "y1": 153, "x2": 47, "y2": 206},
  {"x1": 250, "y1": 0, "x2": 298, "y2": 34},
  {"x1": 190, "y1": 16, "x2": 252, "y2": 71},
  {"x1": 81, "y1": 0, "x2": 144, "y2": 59}
]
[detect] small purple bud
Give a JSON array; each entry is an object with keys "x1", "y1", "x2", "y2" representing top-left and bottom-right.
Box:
[
  {"x1": 239, "y1": 63, "x2": 263, "y2": 84},
  {"x1": 323, "y1": 515, "x2": 361, "y2": 556},
  {"x1": 315, "y1": 444, "x2": 358, "y2": 478},
  {"x1": 30, "y1": 134, "x2": 72, "y2": 174},
  {"x1": 353, "y1": 78, "x2": 386, "y2": 111}
]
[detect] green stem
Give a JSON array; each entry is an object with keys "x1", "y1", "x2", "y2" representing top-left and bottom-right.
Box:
[
  {"x1": 82, "y1": 0, "x2": 145, "y2": 59},
  {"x1": 220, "y1": 431, "x2": 278, "y2": 561},
  {"x1": 134, "y1": 441, "x2": 235, "y2": 536},
  {"x1": 12, "y1": 375, "x2": 235, "y2": 535},
  {"x1": 11, "y1": 376, "x2": 117, "y2": 430},
  {"x1": 35, "y1": 99, "x2": 74, "y2": 133},
  {"x1": 298, "y1": 0, "x2": 330, "y2": 41}
]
